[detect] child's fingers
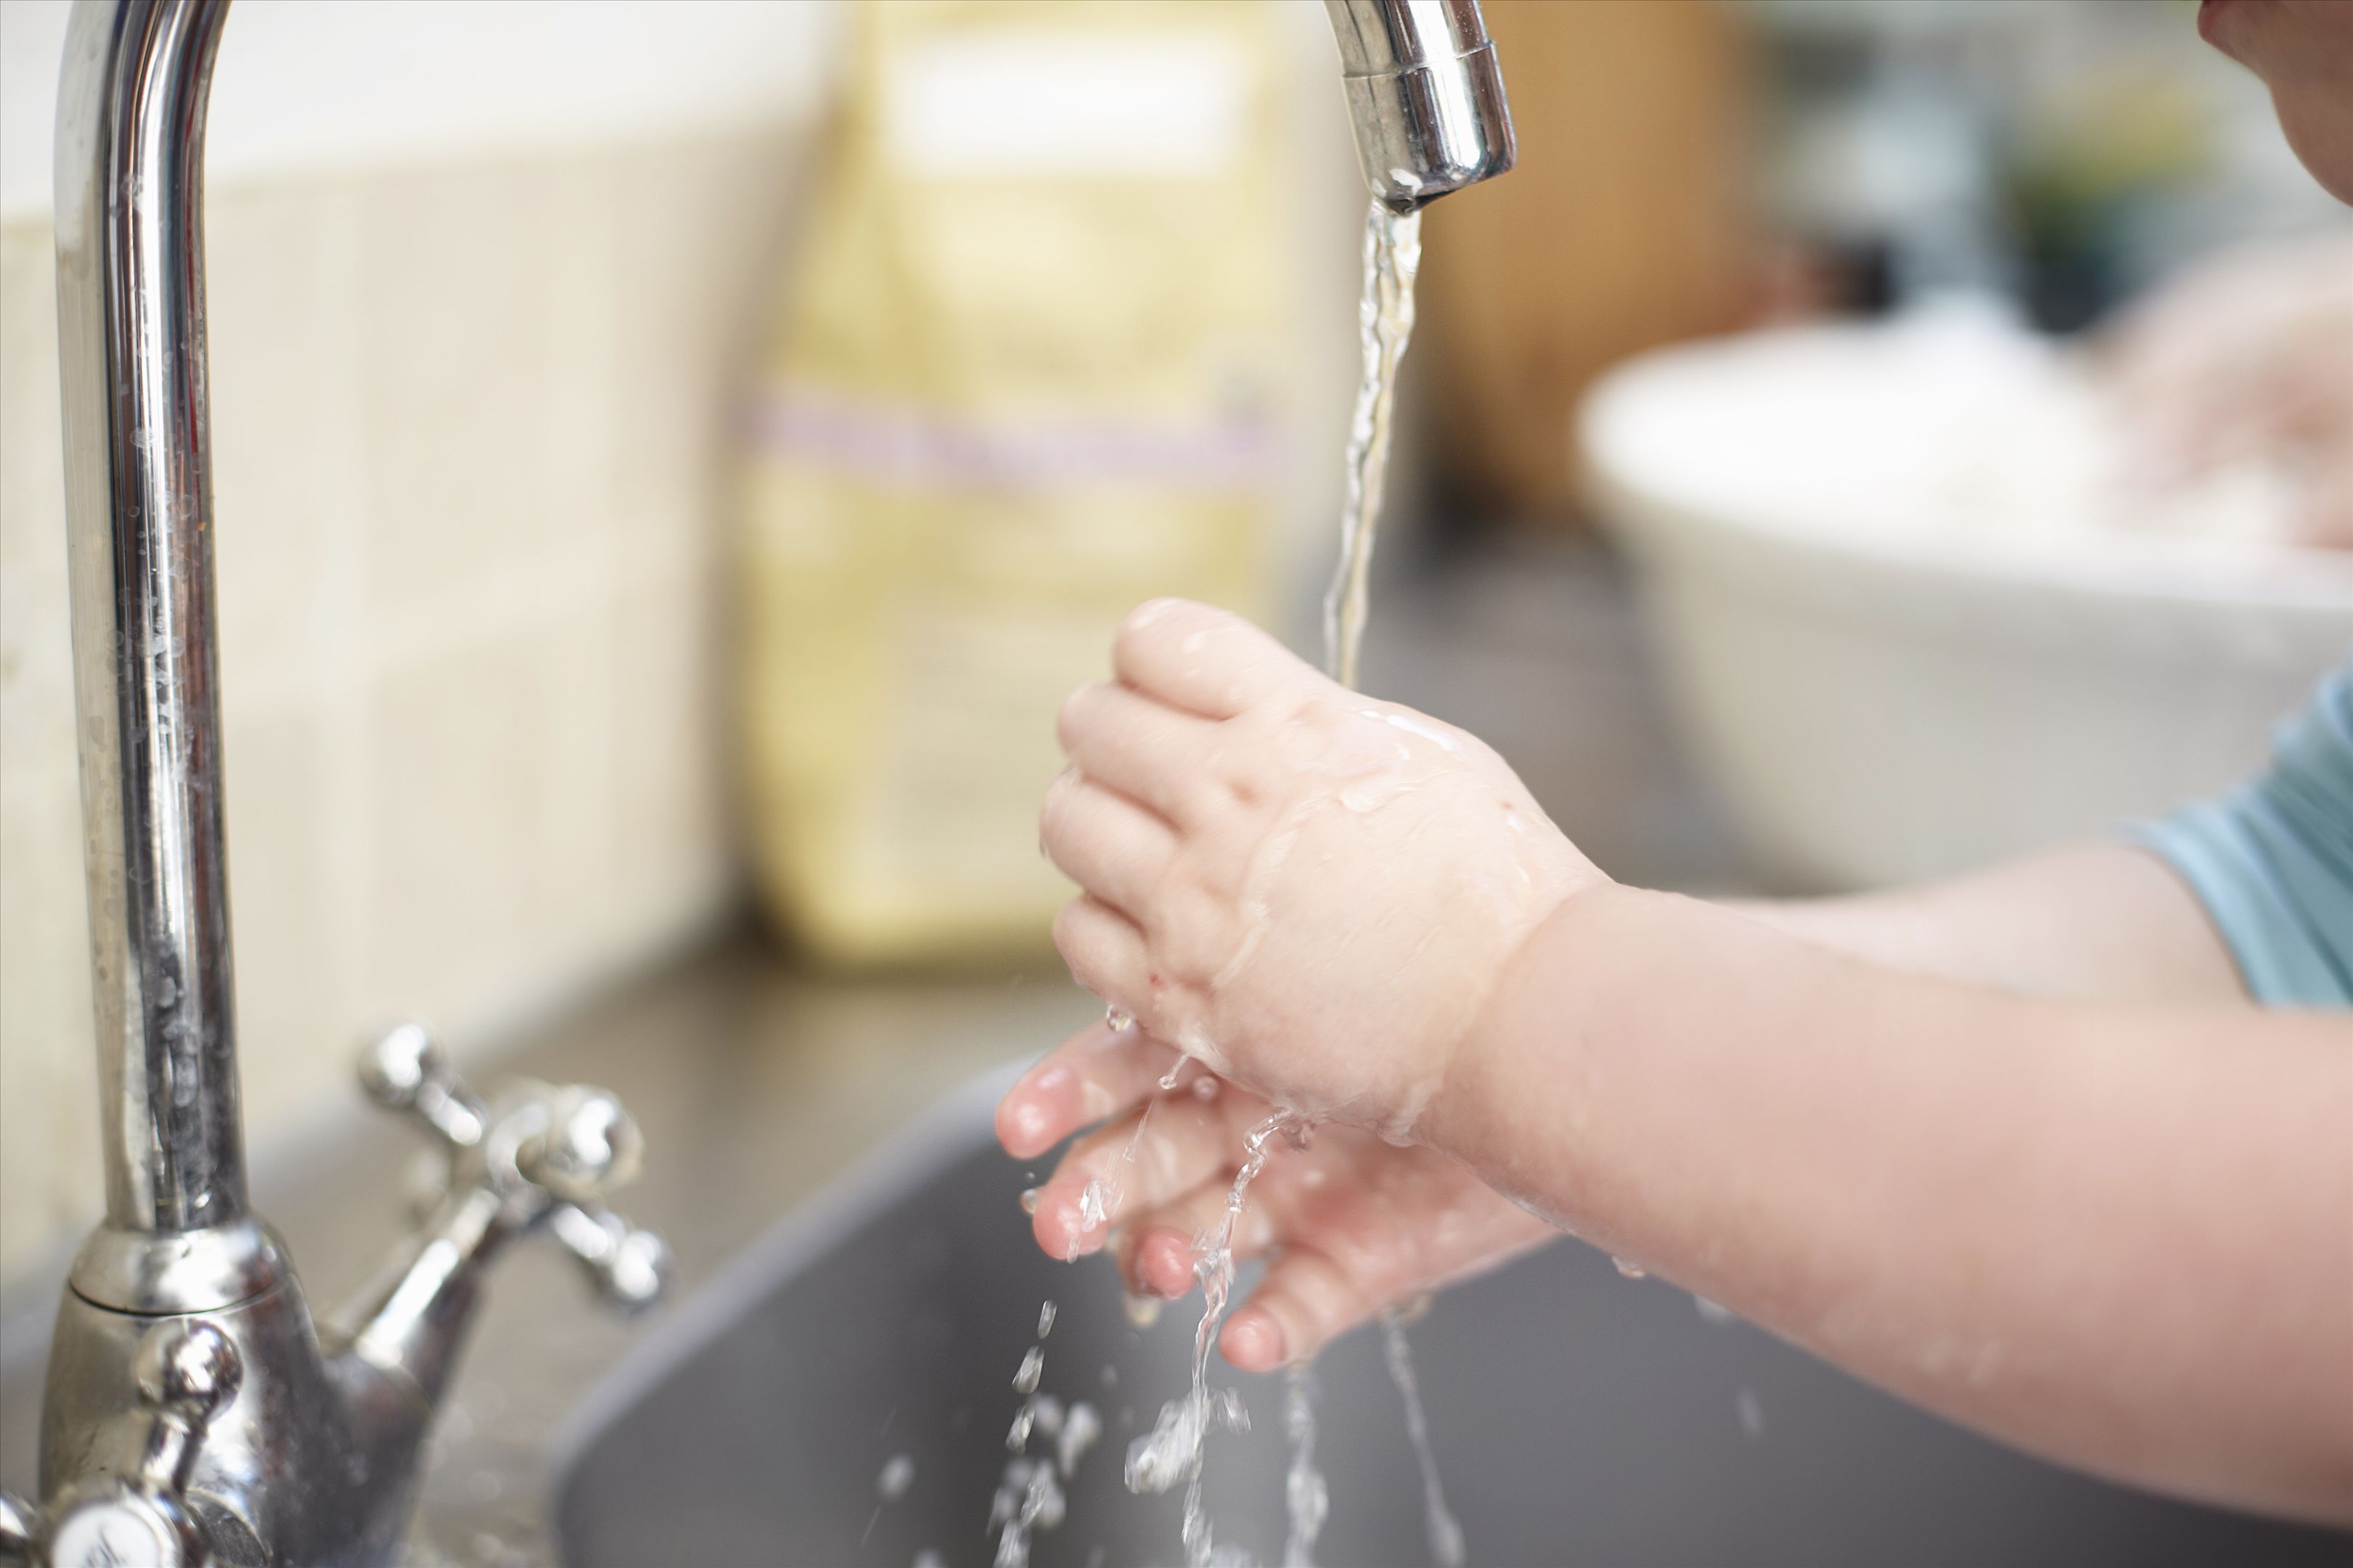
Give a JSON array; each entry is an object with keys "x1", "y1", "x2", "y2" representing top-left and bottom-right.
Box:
[
  {"x1": 995, "y1": 1020, "x2": 1182, "y2": 1161},
  {"x1": 1028, "y1": 1088, "x2": 1256, "y2": 1261},
  {"x1": 1118, "y1": 1182, "x2": 1280, "y2": 1298},
  {"x1": 1051, "y1": 896, "x2": 1155, "y2": 1027},
  {"x1": 1124, "y1": 1226, "x2": 1202, "y2": 1300},
  {"x1": 1222, "y1": 1204, "x2": 1562, "y2": 1370},
  {"x1": 1052, "y1": 897, "x2": 1224, "y2": 1073},
  {"x1": 1113, "y1": 599, "x2": 1311, "y2": 722},
  {"x1": 1041, "y1": 772, "x2": 1178, "y2": 921},
  {"x1": 1219, "y1": 1247, "x2": 1384, "y2": 1373},
  {"x1": 1057, "y1": 681, "x2": 1223, "y2": 829}
]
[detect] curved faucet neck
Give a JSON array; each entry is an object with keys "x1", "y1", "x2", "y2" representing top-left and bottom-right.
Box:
[{"x1": 54, "y1": 0, "x2": 247, "y2": 1270}]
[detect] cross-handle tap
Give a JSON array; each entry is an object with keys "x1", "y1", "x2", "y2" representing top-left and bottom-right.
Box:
[
  {"x1": 359, "y1": 1022, "x2": 667, "y2": 1300},
  {"x1": 5, "y1": 1322, "x2": 240, "y2": 1568},
  {"x1": 24, "y1": 1023, "x2": 667, "y2": 1567},
  {"x1": 342, "y1": 1027, "x2": 671, "y2": 1412}
]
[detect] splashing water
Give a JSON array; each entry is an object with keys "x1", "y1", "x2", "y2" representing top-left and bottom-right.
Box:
[
  {"x1": 1079, "y1": 1075, "x2": 1175, "y2": 1242},
  {"x1": 1058, "y1": 1400, "x2": 1102, "y2": 1478},
  {"x1": 1125, "y1": 1112, "x2": 1291, "y2": 1566},
  {"x1": 1324, "y1": 202, "x2": 1423, "y2": 691},
  {"x1": 993, "y1": 1308, "x2": 1087, "y2": 1567},
  {"x1": 1381, "y1": 1312, "x2": 1465, "y2": 1568},
  {"x1": 1282, "y1": 1365, "x2": 1330, "y2": 1568}
]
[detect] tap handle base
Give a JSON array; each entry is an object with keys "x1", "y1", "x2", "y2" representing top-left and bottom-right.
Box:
[{"x1": 32, "y1": 1321, "x2": 242, "y2": 1568}]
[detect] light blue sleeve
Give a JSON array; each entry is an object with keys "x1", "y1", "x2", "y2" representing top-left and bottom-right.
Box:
[{"x1": 2124, "y1": 659, "x2": 2353, "y2": 1010}]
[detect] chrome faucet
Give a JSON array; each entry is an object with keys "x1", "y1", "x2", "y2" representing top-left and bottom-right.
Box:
[
  {"x1": 1326, "y1": 0, "x2": 1516, "y2": 212},
  {"x1": 0, "y1": 2, "x2": 1508, "y2": 1563},
  {"x1": 1, "y1": 4, "x2": 669, "y2": 1564}
]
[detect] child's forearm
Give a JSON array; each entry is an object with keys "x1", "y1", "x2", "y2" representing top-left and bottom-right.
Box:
[
  {"x1": 1721, "y1": 842, "x2": 2248, "y2": 1005},
  {"x1": 1431, "y1": 884, "x2": 2353, "y2": 1523}
]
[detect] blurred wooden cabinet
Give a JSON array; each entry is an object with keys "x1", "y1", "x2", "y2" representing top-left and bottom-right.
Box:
[{"x1": 1418, "y1": 0, "x2": 1757, "y2": 519}]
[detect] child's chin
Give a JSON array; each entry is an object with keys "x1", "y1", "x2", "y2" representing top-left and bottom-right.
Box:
[{"x1": 2195, "y1": 0, "x2": 2253, "y2": 57}]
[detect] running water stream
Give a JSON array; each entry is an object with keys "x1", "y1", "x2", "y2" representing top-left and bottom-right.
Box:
[
  {"x1": 1116, "y1": 201, "x2": 1452, "y2": 1568},
  {"x1": 1324, "y1": 202, "x2": 1423, "y2": 690}
]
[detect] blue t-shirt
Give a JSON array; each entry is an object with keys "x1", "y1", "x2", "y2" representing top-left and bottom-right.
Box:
[{"x1": 2128, "y1": 660, "x2": 2353, "y2": 1009}]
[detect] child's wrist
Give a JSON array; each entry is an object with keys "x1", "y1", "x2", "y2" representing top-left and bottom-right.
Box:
[{"x1": 1420, "y1": 878, "x2": 1649, "y2": 1162}]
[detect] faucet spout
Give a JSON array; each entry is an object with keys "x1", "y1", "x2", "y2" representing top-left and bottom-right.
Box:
[
  {"x1": 38, "y1": 8, "x2": 669, "y2": 1551},
  {"x1": 54, "y1": 0, "x2": 247, "y2": 1268},
  {"x1": 1325, "y1": 0, "x2": 1517, "y2": 213}
]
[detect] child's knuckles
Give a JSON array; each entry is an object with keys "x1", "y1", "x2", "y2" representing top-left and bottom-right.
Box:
[
  {"x1": 1117, "y1": 596, "x2": 1191, "y2": 642},
  {"x1": 1055, "y1": 683, "x2": 1105, "y2": 752},
  {"x1": 1037, "y1": 770, "x2": 1084, "y2": 845},
  {"x1": 1051, "y1": 900, "x2": 1128, "y2": 989},
  {"x1": 1148, "y1": 908, "x2": 1233, "y2": 993},
  {"x1": 1114, "y1": 598, "x2": 1211, "y2": 673}
]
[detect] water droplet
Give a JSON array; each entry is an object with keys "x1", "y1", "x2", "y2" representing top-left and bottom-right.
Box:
[
  {"x1": 1013, "y1": 1345, "x2": 1044, "y2": 1394},
  {"x1": 1020, "y1": 1187, "x2": 1041, "y2": 1215},
  {"x1": 1106, "y1": 1006, "x2": 1136, "y2": 1033},
  {"x1": 877, "y1": 1453, "x2": 916, "y2": 1501},
  {"x1": 1037, "y1": 1300, "x2": 1057, "y2": 1339},
  {"x1": 1736, "y1": 1387, "x2": 1765, "y2": 1439},
  {"x1": 1612, "y1": 1256, "x2": 1646, "y2": 1280},
  {"x1": 1122, "y1": 1292, "x2": 1162, "y2": 1329},
  {"x1": 1694, "y1": 1294, "x2": 1735, "y2": 1326},
  {"x1": 1192, "y1": 1075, "x2": 1219, "y2": 1101},
  {"x1": 1124, "y1": 1397, "x2": 1205, "y2": 1494},
  {"x1": 1058, "y1": 1400, "x2": 1102, "y2": 1477}
]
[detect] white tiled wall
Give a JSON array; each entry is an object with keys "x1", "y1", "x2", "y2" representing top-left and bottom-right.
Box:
[{"x1": 0, "y1": 129, "x2": 806, "y2": 1284}]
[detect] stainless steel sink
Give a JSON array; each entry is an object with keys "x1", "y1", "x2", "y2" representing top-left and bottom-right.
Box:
[{"x1": 550, "y1": 1072, "x2": 2344, "y2": 1567}]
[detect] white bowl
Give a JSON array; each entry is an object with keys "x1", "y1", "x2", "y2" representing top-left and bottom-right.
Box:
[{"x1": 1578, "y1": 310, "x2": 2353, "y2": 892}]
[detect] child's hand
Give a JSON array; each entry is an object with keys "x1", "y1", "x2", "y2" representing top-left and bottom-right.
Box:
[
  {"x1": 1041, "y1": 599, "x2": 1600, "y2": 1138},
  {"x1": 998, "y1": 1020, "x2": 1557, "y2": 1371}
]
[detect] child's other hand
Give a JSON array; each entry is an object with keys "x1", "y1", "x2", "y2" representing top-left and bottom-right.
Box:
[
  {"x1": 2100, "y1": 232, "x2": 2353, "y2": 549},
  {"x1": 997, "y1": 1020, "x2": 1557, "y2": 1371},
  {"x1": 1041, "y1": 599, "x2": 1600, "y2": 1138}
]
